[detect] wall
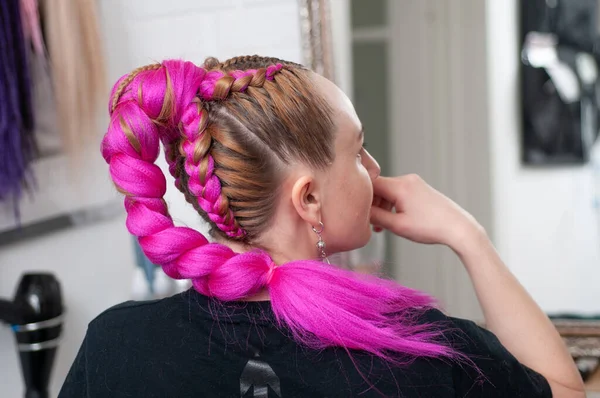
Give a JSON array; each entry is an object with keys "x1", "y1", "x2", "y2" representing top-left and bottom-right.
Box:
[
  {"x1": 329, "y1": 0, "x2": 352, "y2": 96},
  {"x1": 385, "y1": 0, "x2": 491, "y2": 320},
  {"x1": 486, "y1": 0, "x2": 600, "y2": 315},
  {"x1": 0, "y1": 1, "x2": 302, "y2": 396}
]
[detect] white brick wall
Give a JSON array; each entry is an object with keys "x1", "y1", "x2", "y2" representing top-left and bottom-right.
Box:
[{"x1": 0, "y1": 1, "x2": 302, "y2": 396}]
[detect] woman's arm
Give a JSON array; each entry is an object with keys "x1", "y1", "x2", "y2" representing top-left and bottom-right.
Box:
[
  {"x1": 370, "y1": 174, "x2": 585, "y2": 396},
  {"x1": 453, "y1": 225, "x2": 585, "y2": 397}
]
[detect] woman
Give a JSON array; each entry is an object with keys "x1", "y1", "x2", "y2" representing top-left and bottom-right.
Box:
[{"x1": 59, "y1": 56, "x2": 584, "y2": 397}]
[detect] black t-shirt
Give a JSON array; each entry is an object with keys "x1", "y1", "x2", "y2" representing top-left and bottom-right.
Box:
[{"x1": 59, "y1": 288, "x2": 551, "y2": 397}]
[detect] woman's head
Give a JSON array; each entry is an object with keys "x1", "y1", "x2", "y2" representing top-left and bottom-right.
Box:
[
  {"x1": 108, "y1": 55, "x2": 379, "y2": 263},
  {"x1": 196, "y1": 57, "x2": 379, "y2": 259},
  {"x1": 102, "y1": 56, "x2": 463, "y2": 379}
]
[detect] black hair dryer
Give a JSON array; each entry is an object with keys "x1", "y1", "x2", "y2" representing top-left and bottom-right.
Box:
[{"x1": 0, "y1": 273, "x2": 63, "y2": 398}]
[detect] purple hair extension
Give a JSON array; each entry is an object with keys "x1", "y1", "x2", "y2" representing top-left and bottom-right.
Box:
[
  {"x1": 103, "y1": 60, "x2": 473, "y2": 389},
  {"x1": 0, "y1": 0, "x2": 37, "y2": 211}
]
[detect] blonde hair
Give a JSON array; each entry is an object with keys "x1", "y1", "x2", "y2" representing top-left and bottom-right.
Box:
[{"x1": 41, "y1": 0, "x2": 106, "y2": 157}]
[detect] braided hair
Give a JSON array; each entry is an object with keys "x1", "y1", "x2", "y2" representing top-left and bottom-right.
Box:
[{"x1": 102, "y1": 56, "x2": 466, "y2": 374}]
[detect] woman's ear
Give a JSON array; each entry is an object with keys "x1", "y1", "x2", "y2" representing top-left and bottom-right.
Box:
[{"x1": 291, "y1": 175, "x2": 322, "y2": 226}]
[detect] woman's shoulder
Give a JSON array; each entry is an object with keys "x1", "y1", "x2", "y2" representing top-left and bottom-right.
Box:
[
  {"x1": 416, "y1": 306, "x2": 481, "y2": 329},
  {"x1": 84, "y1": 290, "x2": 203, "y2": 351},
  {"x1": 414, "y1": 308, "x2": 552, "y2": 397},
  {"x1": 90, "y1": 292, "x2": 184, "y2": 328},
  {"x1": 417, "y1": 308, "x2": 495, "y2": 354}
]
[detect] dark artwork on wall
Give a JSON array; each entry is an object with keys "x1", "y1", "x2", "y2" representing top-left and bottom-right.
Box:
[{"x1": 520, "y1": 0, "x2": 600, "y2": 164}]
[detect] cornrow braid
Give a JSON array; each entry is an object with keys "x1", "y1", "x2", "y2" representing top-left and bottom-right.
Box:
[
  {"x1": 197, "y1": 64, "x2": 283, "y2": 101},
  {"x1": 165, "y1": 63, "x2": 286, "y2": 238},
  {"x1": 164, "y1": 58, "x2": 333, "y2": 242},
  {"x1": 177, "y1": 101, "x2": 245, "y2": 238},
  {"x1": 214, "y1": 54, "x2": 304, "y2": 71}
]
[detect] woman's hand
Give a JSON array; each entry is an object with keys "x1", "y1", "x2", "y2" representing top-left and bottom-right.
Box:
[
  {"x1": 370, "y1": 174, "x2": 483, "y2": 251},
  {"x1": 371, "y1": 175, "x2": 585, "y2": 394}
]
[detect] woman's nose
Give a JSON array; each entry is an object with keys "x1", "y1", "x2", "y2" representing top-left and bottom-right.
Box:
[{"x1": 363, "y1": 150, "x2": 381, "y2": 181}]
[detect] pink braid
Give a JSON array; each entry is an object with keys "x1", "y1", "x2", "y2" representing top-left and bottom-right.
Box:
[
  {"x1": 102, "y1": 60, "x2": 274, "y2": 300},
  {"x1": 198, "y1": 63, "x2": 283, "y2": 99},
  {"x1": 164, "y1": 63, "x2": 285, "y2": 237},
  {"x1": 180, "y1": 107, "x2": 245, "y2": 238}
]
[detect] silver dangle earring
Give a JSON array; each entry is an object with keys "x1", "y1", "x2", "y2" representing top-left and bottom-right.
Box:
[{"x1": 312, "y1": 221, "x2": 330, "y2": 264}]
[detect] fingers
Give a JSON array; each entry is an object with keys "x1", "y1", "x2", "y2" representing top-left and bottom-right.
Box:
[
  {"x1": 379, "y1": 197, "x2": 393, "y2": 212},
  {"x1": 370, "y1": 206, "x2": 391, "y2": 231},
  {"x1": 372, "y1": 195, "x2": 382, "y2": 208},
  {"x1": 370, "y1": 206, "x2": 410, "y2": 237},
  {"x1": 371, "y1": 175, "x2": 419, "y2": 234},
  {"x1": 371, "y1": 177, "x2": 398, "y2": 233},
  {"x1": 371, "y1": 195, "x2": 393, "y2": 232},
  {"x1": 372, "y1": 176, "x2": 399, "y2": 205},
  {"x1": 370, "y1": 205, "x2": 397, "y2": 232}
]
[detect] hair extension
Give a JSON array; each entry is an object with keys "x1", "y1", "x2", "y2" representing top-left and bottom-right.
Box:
[
  {"x1": 20, "y1": 0, "x2": 44, "y2": 56},
  {"x1": 0, "y1": 0, "x2": 37, "y2": 210},
  {"x1": 41, "y1": 0, "x2": 106, "y2": 159}
]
